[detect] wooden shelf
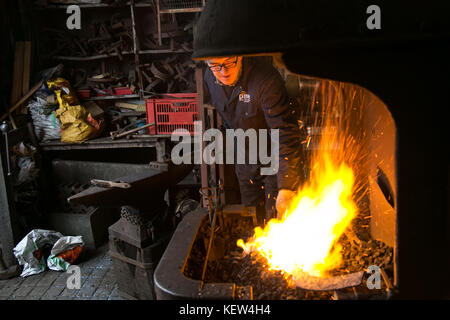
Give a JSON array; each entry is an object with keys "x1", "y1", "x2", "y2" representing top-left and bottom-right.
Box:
[
  {"x1": 35, "y1": 2, "x2": 203, "y2": 11},
  {"x1": 34, "y1": 1, "x2": 153, "y2": 9},
  {"x1": 39, "y1": 135, "x2": 170, "y2": 151},
  {"x1": 52, "y1": 52, "x2": 134, "y2": 61},
  {"x1": 159, "y1": 7, "x2": 203, "y2": 14},
  {"x1": 81, "y1": 94, "x2": 140, "y2": 101},
  {"x1": 51, "y1": 49, "x2": 192, "y2": 61},
  {"x1": 139, "y1": 49, "x2": 192, "y2": 55}
]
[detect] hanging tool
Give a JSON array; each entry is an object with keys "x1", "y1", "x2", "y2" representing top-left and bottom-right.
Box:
[
  {"x1": 0, "y1": 121, "x2": 11, "y2": 176},
  {"x1": 200, "y1": 187, "x2": 215, "y2": 226}
]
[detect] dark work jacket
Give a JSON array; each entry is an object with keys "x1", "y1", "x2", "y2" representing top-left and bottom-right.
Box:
[{"x1": 204, "y1": 57, "x2": 302, "y2": 193}]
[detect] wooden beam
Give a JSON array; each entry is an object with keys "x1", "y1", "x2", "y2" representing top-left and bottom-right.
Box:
[
  {"x1": 8, "y1": 41, "x2": 25, "y2": 128},
  {"x1": 195, "y1": 67, "x2": 209, "y2": 207},
  {"x1": 20, "y1": 41, "x2": 32, "y2": 115},
  {"x1": 22, "y1": 41, "x2": 31, "y2": 96},
  {"x1": 11, "y1": 42, "x2": 24, "y2": 106},
  {"x1": 0, "y1": 80, "x2": 43, "y2": 122}
]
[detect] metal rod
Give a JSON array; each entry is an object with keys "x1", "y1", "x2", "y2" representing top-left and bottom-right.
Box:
[
  {"x1": 1, "y1": 121, "x2": 11, "y2": 176},
  {"x1": 4, "y1": 133, "x2": 10, "y2": 176},
  {"x1": 113, "y1": 122, "x2": 155, "y2": 139},
  {"x1": 156, "y1": 0, "x2": 162, "y2": 46},
  {"x1": 130, "y1": 0, "x2": 144, "y2": 99},
  {"x1": 200, "y1": 205, "x2": 218, "y2": 290}
]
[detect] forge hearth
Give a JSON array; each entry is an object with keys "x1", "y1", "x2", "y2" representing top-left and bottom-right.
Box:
[
  {"x1": 154, "y1": 206, "x2": 254, "y2": 300},
  {"x1": 154, "y1": 76, "x2": 399, "y2": 300},
  {"x1": 154, "y1": 205, "x2": 395, "y2": 300},
  {"x1": 191, "y1": 0, "x2": 450, "y2": 298}
]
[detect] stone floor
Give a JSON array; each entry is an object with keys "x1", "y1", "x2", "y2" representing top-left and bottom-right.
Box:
[{"x1": 0, "y1": 243, "x2": 126, "y2": 300}]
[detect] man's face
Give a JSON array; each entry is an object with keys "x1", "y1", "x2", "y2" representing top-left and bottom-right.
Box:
[{"x1": 207, "y1": 56, "x2": 243, "y2": 86}]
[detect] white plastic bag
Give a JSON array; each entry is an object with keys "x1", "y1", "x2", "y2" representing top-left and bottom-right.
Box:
[
  {"x1": 13, "y1": 229, "x2": 63, "y2": 277},
  {"x1": 47, "y1": 236, "x2": 84, "y2": 272}
]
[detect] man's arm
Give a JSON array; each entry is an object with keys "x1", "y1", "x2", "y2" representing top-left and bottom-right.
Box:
[
  {"x1": 258, "y1": 67, "x2": 304, "y2": 217},
  {"x1": 259, "y1": 68, "x2": 303, "y2": 191}
]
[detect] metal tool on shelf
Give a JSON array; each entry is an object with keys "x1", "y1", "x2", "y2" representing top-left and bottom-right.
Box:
[{"x1": 110, "y1": 122, "x2": 156, "y2": 140}]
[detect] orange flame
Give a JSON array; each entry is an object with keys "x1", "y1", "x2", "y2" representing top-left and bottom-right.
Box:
[{"x1": 238, "y1": 129, "x2": 358, "y2": 279}]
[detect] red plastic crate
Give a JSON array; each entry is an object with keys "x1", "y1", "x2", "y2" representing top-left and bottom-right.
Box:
[{"x1": 146, "y1": 93, "x2": 198, "y2": 135}]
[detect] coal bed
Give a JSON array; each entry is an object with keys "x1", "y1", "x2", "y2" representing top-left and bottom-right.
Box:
[{"x1": 182, "y1": 211, "x2": 394, "y2": 300}]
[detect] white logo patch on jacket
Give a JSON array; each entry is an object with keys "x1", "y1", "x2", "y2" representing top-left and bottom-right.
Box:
[{"x1": 239, "y1": 91, "x2": 251, "y2": 103}]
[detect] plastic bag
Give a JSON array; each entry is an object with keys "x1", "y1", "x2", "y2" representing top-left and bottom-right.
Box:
[
  {"x1": 55, "y1": 104, "x2": 97, "y2": 143},
  {"x1": 27, "y1": 83, "x2": 61, "y2": 142},
  {"x1": 47, "y1": 236, "x2": 84, "y2": 272},
  {"x1": 13, "y1": 230, "x2": 85, "y2": 276},
  {"x1": 48, "y1": 78, "x2": 102, "y2": 143},
  {"x1": 13, "y1": 229, "x2": 64, "y2": 277},
  {"x1": 12, "y1": 142, "x2": 39, "y2": 185},
  {"x1": 47, "y1": 78, "x2": 79, "y2": 107}
]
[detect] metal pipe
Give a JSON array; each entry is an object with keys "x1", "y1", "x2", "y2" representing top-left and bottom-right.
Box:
[{"x1": 0, "y1": 121, "x2": 11, "y2": 176}]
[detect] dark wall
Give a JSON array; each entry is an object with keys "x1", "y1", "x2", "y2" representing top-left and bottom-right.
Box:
[{"x1": 0, "y1": 0, "x2": 33, "y2": 114}]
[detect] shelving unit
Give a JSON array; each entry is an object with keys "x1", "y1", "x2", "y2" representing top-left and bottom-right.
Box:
[
  {"x1": 34, "y1": 0, "x2": 201, "y2": 101},
  {"x1": 31, "y1": 0, "x2": 204, "y2": 158},
  {"x1": 156, "y1": 0, "x2": 205, "y2": 45}
]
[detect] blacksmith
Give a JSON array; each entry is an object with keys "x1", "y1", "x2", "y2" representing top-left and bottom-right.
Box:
[{"x1": 203, "y1": 56, "x2": 304, "y2": 222}]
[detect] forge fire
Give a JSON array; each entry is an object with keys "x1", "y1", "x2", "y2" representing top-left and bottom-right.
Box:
[
  {"x1": 182, "y1": 80, "x2": 395, "y2": 300},
  {"x1": 237, "y1": 153, "x2": 357, "y2": 282}
]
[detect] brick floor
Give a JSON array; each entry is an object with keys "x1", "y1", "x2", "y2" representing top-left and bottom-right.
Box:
[
  {"x1": 42, "y1": 285, "x2": 65, "y2": 298},
  {"x1": 53, "y1": 273, "x2": 70, "y2": 287},
  {"x1": 0, "y1": 243, "x2": 125, "y2": 300},
  {"x1": 28, "y1": 286, "x2": 51, "y2": 298},
  {"x1": 0, "y1": 286, "x2": 18, "y2": 298},
  {"x1": 12, "y1": 286, "x2": 33, "y2": 297},
  {"x1": 20, "y1": 272, "x2": 44, "y2": 287}
]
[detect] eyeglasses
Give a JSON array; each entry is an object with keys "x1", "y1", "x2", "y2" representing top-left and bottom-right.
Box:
[{"x1": 207, "y1": 58, "x2": 239, "y2": 72}]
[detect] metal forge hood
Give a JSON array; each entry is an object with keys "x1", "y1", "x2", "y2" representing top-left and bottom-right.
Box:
[{"x1": 193, "y1": 0, "x2": 450, "y2": 299}]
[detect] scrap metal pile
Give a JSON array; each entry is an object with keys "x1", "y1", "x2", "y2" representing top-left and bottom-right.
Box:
[
  {"x1": 140, "y1": 55, "x2": 197, "y2": 94},
  {"x1": 43, "y1": 14, "x2": 134, "y2": 59},
  {"x1": 38, "y1": 5, "x2": 197, "y2": 95}
]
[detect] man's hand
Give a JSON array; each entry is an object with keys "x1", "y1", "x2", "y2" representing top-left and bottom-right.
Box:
[{"x1": 276, "y1": 189, "x2": 297, "y2": 220}]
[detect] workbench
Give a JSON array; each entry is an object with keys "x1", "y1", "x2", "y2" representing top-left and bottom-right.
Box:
[{"x1": 39, "y1": 135, "x2": 170, "y2": 162}]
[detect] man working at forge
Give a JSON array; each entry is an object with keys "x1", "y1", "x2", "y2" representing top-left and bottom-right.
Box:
[{"x1": 203, "y1": 56, "x2": 304, "y2": 222}]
